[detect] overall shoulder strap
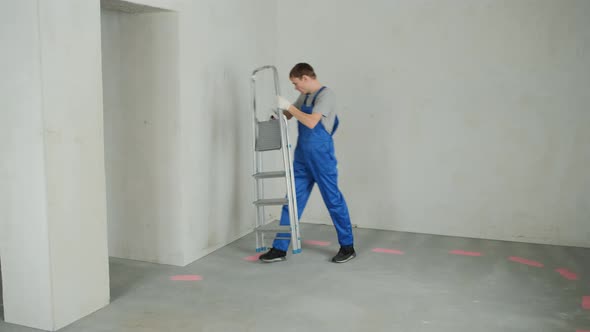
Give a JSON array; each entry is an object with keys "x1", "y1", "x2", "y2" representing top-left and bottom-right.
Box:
[{"x1": 311, "y1": 86, "x2": 327, "y2": 106}]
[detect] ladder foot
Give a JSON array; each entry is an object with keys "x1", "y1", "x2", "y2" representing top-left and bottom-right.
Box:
[{"x1": 292, "y1": 248, "x2": 302, "y2": 254}]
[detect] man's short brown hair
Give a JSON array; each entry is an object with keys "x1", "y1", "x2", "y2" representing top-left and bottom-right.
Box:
[{"x1": 289, "y1": 63, "x2": 316, "y2": 79}]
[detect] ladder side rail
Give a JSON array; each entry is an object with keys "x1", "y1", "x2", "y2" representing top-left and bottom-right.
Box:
[
  {"x1": 271, "y1": 66, "x2": 301, "y2": 253},
  {"x1": 271, "y1": 65, "x2": 301, "y2": 253},
  {"x1": 279, "y1": 114, "x2": 301, "y2": 253},
  {"x1": 251, "y1": 70, "x2": 265, "y2": 250},
  {"x1": 282, "y1": 116, "x2": 300, "y2": 253}
]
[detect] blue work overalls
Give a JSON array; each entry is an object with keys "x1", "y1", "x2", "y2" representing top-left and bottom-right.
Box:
[{"x1": 273, "y1": 87, "x2": 354, "y2": 251}]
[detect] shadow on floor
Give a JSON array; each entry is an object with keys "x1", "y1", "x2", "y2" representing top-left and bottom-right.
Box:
[{"x1": 109, "y1": 257, "x2": 155, "y2": 301}]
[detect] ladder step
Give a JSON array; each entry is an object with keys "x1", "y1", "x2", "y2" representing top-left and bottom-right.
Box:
[
  {"x1": 255, "y1": 224, "x2": 292, "y2": 233},
  {"x1": 255, "y1": 220, "x2": 291, "y2": 234},
  {"x1": 253, "y1": 171, "x2": 286, "y2": 179},
  {"x1": 253, "y1": 198, "x2": 288, "y2": 206}
]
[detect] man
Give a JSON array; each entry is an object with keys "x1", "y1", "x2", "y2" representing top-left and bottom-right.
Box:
[{"x1": 259, "y1": 63, "x2": 356, "y2": 263}]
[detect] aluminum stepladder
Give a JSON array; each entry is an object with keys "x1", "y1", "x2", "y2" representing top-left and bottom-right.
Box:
[{"x1": 251, "y1": 65, "x2": 301, "y2": 254}]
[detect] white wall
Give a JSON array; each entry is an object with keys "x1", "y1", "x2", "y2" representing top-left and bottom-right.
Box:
[
  {"x1": 2, "y1": 1, "x2": 587, "y2": 330},
  {"x1": 277, "y1": 0, "x2": 590, "y2": 247},
  {"x1": 0, "y1": 0, "x2": 110, "y2": 330},
  {"x1": 177, "y1": 0, "x2": 278, "y2": 263},
  {"x1": 0, "y1": 1, "x2": 53, "y2": 328},
  {"x1": 101, "y1": 8, "x2": 184, "y2": 265},
  {"x1": 100, "y1": 0, "x2": 278, "y2": 265}
]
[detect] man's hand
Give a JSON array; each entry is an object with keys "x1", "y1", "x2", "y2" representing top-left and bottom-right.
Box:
[
  {"x1": 270, "y1": 109, "x2": 280, "y2": 120},
  {"x1": 277, "y1": 96, "x2": 292, "y2": 110}
]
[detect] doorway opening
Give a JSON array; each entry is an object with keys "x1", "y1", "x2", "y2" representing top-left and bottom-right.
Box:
[{"x1": 100, "y1": 0, "x2": 180, "y2": 295}]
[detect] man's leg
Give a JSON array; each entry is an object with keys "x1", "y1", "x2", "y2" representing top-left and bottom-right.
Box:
[
  {"x1": 271, "y1": 160, "x2": 314, "y2": 252},
  {"x1": 308, "y1": 142, "x2": 355, "y2": 263},
  {"x1": 309, "y1": 143, "x2": 354, "y2": 248},
  {"x1": 316, "y1": 172, "x2": 356, "y2": 263},
  {"x1": 315, "y1": 171, "x2": 354, "y2": 248}
]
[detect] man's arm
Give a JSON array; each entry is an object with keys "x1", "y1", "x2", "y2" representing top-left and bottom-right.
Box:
[
  {"x1": 281, "y1": 94, "x2": 303, "y2": 120},
  {"x1": 282, "y1": 110, "x2": 293, "y2": 120},
  {"x1": 271, "y1": 110, "x2": 293, "y2": 120},
  {"x1": 285, "y1": 105, "x2": 322, "y2": 129},
  {"x1": 278, "y1": 96, "x2": 322, "y2": 129}
]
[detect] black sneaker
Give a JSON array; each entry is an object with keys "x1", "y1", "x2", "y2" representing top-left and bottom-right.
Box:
[
  {"x1": 259, "y1": 248, "x2": 287, "y2": 263},
  {"x1": 332, "y1": 246, "x2": 356, "y2": 263}
]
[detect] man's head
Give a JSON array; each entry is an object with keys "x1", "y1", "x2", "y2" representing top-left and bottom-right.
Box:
[{"x1": 289, "y1": 63, "x2": 321, "y2": 94}]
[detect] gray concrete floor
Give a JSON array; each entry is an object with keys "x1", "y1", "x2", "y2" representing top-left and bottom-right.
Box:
[{"x1": 1, "y1": 224, "x2": 590, "y2": 332}]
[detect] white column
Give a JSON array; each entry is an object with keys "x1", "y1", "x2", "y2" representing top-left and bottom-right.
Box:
[{"x1": 0, "y1": 0, "x2": 110, "y2": 330}]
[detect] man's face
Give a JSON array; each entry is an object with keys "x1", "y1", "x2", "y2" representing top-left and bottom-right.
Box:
[{"x1": 290, "y1": 76, "x2": 310, "y2": 94}]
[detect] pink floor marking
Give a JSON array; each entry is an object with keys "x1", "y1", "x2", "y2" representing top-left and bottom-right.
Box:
[
  {"x1": 170, "y1": 275, "x2": 203, "y2": 281},
  {"x1": 372, "y1": 248, "x2": 404, "y2": 255},
  {"x1": 244, "y1": 253, "x2": 263, "y2": 261},
  {"x1": 449, "y1": 250, "x2": 482, "y2": 256},
  {"x1": 555, "y1": 268, "x2": 579, "y2": 280},
  {"x1": 304, "y1": 240, "x2": 331, "y2": 246},
  {"x1": 508, "y1": 256, "x2": 544, "y2": 268},
  {"x1": 583, "y1": 296, "x2": 590, "y2": 310},
  {"x1": 576, "y1": 330, "x2": 590, "y2": 332}
]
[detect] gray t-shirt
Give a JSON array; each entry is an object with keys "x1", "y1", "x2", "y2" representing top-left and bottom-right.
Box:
[{"x1": 293, "y1": 87, "x2": 337, "y2": 134}]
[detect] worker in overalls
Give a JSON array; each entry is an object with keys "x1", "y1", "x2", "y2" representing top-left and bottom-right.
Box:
[{"x1": 260, "y1": 63, "x2": 356, "y2": 263}]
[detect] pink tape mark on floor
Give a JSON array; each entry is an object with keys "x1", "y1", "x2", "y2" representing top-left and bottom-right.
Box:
[
  {"x1": 576, "y1": 330, "x2": 590, "y2": 332},
  {"x1": 170, "y1": 275, "x2": 203, "y2": 281},
  {"x1": 555, "y1": 268, "x2": 579, "y2": 280},
  {"x1": 583, "y1": 296, "x2": 590, "y2": 310},
  {"x1": 372, "y1": 248, "x2": 404, "y2": 255},
  {"x1": 449, "y1": 250, "x2": 482, "y2": 256},
  {"x1": 508, "y1": 256, "x2": 544, "y2": 267},
  {"x1": 244, "y1": 253, "x2": 263, "y2": 261},
  {"x1": 304, "y1": 240, "x2": 331, "y2": 246}
]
